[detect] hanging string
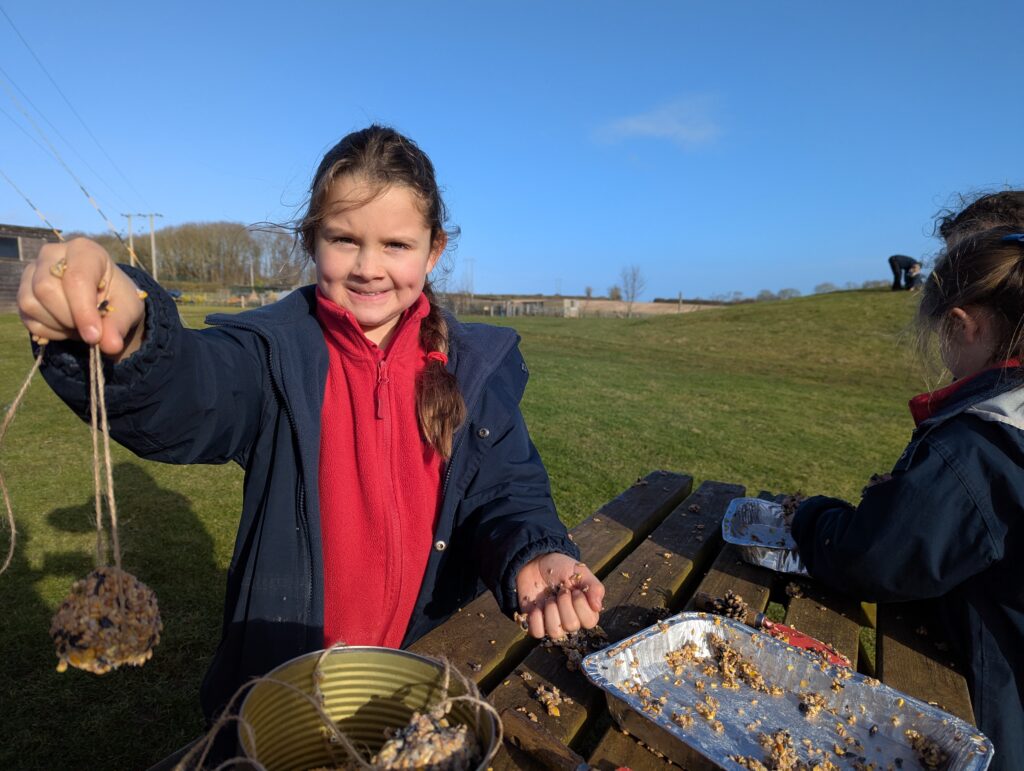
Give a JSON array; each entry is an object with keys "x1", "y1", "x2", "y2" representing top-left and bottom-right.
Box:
[
  {"x1": 0, "y1": 351, "x2": 44, "y2": 574},
  {"x1": 89, "y1": 345, "x2": 121, "y2": 569}
]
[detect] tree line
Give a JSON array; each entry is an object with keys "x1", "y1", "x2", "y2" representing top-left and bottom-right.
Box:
[{"x1": 71, "y1": 222, "x2": 312, "y2": 288}]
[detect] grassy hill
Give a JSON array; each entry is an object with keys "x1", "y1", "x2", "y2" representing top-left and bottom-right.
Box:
[
  {"x1": 0, "y1": 288, "x2": 930, "y2": 769},
  {"x1": 510, "y1": 288, "x2": 927, "y2": 525}
]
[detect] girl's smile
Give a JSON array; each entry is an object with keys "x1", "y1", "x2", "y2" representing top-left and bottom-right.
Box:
[{"x1": 314, "y1": 174, "x2": 444, "y2": 347}]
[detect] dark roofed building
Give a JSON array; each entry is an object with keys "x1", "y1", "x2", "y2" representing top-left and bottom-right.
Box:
[{"x1": 0, "y1": 223, "x2": 61, "y2": 311}]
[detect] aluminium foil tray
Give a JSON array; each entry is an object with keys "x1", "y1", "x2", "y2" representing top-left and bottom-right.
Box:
[{"x1": 582, "y1": 612, "x2": 992, "y2": 770}]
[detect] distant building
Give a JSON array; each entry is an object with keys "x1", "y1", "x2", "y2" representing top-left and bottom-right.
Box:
[
  {"x1": 0, "y1": 224, "x2": 62, "y2": 311},
  {"x1": 440, "y1": 292, "x2": 714, "y2": 318}
]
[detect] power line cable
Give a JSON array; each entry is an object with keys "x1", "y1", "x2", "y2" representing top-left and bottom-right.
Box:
[
  {"x1": 0, "y1": 166, "x2": 63, "y2": 240},
  {"x1": 0, "y1": 102, "x2": 52, "y2": 157},
  {"x1": 0, "y1": 72, "x2": 141, "y2": 267},
  {"x1": 0, "y1": 5, "x2": 150, "y2": 208},
  {"x1": 0, "y1": 61, "x2": 133, "y2": 212}
]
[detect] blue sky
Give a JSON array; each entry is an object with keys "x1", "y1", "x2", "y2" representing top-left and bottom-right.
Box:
[{"x1": 0, "y1": 1, "x2": 1021, "y2": 299}]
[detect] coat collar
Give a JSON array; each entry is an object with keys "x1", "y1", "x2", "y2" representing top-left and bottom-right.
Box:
[
  {"x1": 315, "y1": 289, "x2": 430, "y2": 362},
  {"x1": 909, "y1": 360, "x2": 1023, "y2": 427}
]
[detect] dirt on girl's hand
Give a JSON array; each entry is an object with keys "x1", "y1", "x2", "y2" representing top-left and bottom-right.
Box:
[{"x1": 781, "y1": 493, "x2": 806, "y2": 528}]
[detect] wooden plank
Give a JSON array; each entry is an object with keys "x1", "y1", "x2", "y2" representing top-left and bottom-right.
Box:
[
  {"x1": 500, "y1": 707, "x2": 589, "y2": 771},
  {"x1": 598, "y1": 481, "x2": 745, "y2": 642},
  {"x1": 681, "y1": 544, "x2": 776, "y2": 617},
  {"x1": 488, "y1": 481, "x2": 743, "y2": 771},
  {"x1": 586, "y1": 727, "x2": 682, "y2": 770},
  {"x1": 783, "y1": 595, "x2": 861, "y2": 669},
  {"x1": 409, "y1": 470, "x2": 693, "y2": 689},
  {"x1": 877, "y1": 602, "x2": 975, "y2": 724},
  {"x1": 573, "y1": 471, "x2": 695, "y2": 576}
]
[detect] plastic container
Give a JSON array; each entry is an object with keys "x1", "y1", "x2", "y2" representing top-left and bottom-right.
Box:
[{"x1": 721, "y1": 496, "x2": 809, "y2": 575}]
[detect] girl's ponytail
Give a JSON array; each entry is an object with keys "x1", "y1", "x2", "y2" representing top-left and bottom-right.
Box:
[
  {"x1": 917, "y1": 227, "x2": 1024, "y2": 367},
  {"x1": 417, "y1": 283, "x2": 466, "y2": 458}
]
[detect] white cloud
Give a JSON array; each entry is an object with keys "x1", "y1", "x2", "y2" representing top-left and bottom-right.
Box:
[{"x1": 596, "y1": 97, "x2": 718, "y2": 148}]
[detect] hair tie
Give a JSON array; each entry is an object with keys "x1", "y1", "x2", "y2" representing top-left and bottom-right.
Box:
[
  {"x1": 1001, "y1": 234, "x2": 1024, "y2": 243},
  {"x1": 426, "y1": 351, "x2": 448, "y2": 366}
]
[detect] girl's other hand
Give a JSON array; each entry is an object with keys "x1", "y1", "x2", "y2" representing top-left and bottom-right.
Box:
[
  {"x1": 516, "y1": 552, "x2": 605, "y2": 640},
  {"x1": 17, "y1": 238, "x2": 146, "y2": 360}
]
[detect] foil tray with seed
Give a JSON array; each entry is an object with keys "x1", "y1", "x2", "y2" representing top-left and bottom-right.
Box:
[
  {"x1": 582, "y1": 612, "x2": 992, "y2": 771},
  {"x1": 721, "y1": 497, "x2": 809, "y2": 575}
]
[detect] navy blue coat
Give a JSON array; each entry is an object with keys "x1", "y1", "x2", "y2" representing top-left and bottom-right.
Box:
[
  {"x1": 37, "y1": 267, "x2": 578, "y2": 720},
  {"x1": 792, "y1": 367, "x2": 1024, "y2": 771}
]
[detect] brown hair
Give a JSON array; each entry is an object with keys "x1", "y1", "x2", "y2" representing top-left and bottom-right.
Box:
[
  {"x1": 916, "y1": 227, "x2": 1024, "y2": 368},
  {"x1": 300, "y1": 125, "x2": 466, "y2": 457},
  {"x1": 935, "y1": 190, "x2": 1024, "y2": 245}
]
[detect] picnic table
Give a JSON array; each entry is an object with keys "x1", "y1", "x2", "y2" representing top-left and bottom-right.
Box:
[{"x1": 410, "y1": 470, "x2": 976, "y2": 771}]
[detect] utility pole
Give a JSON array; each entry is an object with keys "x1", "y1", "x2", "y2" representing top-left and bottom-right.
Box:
[
  {"x1": 135, "y1": 213, "x2": 163, "y2": 281},
  {"x1": 464, "y1": 256, "x2": 475, "y2": 298},
  {"x1": 121, "y1": 214, "x2": 138, "y2": 268}
]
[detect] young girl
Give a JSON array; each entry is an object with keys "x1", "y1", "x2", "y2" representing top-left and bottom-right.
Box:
[
  {"x1": 17, "y1": 125, "x2": 605, "y2": 723},
  {"x1": 791, "y1": 227, "x2": 1024, "y2": 771}
]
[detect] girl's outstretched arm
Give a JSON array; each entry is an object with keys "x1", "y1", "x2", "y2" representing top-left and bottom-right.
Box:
[
  {"x1": 26, "y1": 258, "x2": 267, "y2": 467},
  {"x1": 791, "y1": 428, "x2": 1003, "y2": 602}
]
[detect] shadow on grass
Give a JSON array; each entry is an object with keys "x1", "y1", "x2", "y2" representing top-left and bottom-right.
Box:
[{"x1": 1, "y1": 461, "x2": 227, "y2": 771}]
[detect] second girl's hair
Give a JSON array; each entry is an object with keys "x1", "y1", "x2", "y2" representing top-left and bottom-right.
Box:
[
  {"x1": 300, "y1": 125, "x2": 466, "y2": 457},
  {"x1": 917, "y1": 226, "x2": 1024, "y2": 366},
  {"x1": 935, "y1": 190, "x2": 1024, "y2": 245}
]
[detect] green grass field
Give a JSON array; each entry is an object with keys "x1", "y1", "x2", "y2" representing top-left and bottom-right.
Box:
[{"x1": 0, "y1": 289, "x2": 928, "y2": 770}]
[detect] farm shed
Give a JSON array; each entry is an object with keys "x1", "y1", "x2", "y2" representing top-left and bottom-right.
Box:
[{"x1": 0, "y1": 224, "x2": 61, "y2": 311}]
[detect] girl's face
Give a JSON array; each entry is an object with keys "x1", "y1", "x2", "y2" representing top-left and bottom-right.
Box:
[{"x1": 314, "y1": 174, "x2": 444, "y2": 347}]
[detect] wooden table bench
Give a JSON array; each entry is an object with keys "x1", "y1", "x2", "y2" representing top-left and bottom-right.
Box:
[{"x1": 411, "y1": 470, "x2": 976, "y2": 771}]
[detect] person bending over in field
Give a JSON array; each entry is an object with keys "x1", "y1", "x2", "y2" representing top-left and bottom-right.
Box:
[{"x1": 887, "y1": 253, "x2": 923, "y2": 291}]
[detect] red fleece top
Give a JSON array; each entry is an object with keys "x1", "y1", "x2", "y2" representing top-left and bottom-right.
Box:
[{"x1": 316, "y1": 290, "x2": 443, "y2": 648}]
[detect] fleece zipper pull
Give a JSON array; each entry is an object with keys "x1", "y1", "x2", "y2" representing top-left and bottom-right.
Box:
[{"x1": 375, "y1": 358, "x2": 389, "y2": 420}]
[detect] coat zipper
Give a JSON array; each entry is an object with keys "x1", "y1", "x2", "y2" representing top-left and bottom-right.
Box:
[{"x1": 212, "y1": 317, "x2": 315, "y2": 633}]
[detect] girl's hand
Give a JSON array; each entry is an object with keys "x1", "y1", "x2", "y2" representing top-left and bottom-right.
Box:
[
  {"x1": 17, "y1": 238, "x2": 146, "y2": 360},
  {"x1": 515, "y1": 552, "x2": 605, "y2": 640}
]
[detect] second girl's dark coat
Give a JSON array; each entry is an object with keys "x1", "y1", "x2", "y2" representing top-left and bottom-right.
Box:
[
  {"x1": 36, "y1": 266, "x2": 578, "y2": 720},
  {"x1": 791, "y1": 367, "x2": 1024, "y2": 771}
]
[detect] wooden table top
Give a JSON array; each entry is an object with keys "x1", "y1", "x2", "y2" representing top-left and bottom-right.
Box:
[{"x1": 409, "y1": 471, "x2": 974, "y2": 771}]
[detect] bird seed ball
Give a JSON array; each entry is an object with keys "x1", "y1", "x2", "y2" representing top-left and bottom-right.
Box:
[{"x1": 50, "y1": 566, "x2": 162, "y2": 675}]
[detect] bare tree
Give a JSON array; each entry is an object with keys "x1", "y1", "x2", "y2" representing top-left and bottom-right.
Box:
[
  {"x1": 608, "y1": 285, "x2": 622, "y2": 301},
  {"x1": 620, "y1": 265, "x2": 646, "y2": 318}
]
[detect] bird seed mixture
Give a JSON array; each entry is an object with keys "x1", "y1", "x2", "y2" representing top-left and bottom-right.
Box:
[{"x1": 49, "y1": 566, "x2": 162, "y2": 675}]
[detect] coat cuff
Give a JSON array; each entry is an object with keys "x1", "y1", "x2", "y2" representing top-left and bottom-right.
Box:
[
  {"x1": 34, "y1": 265, "x2": 181, "y2": 414},
  {"x1": 790, "y1": 495, "x2": 852, "y2": 557}
]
